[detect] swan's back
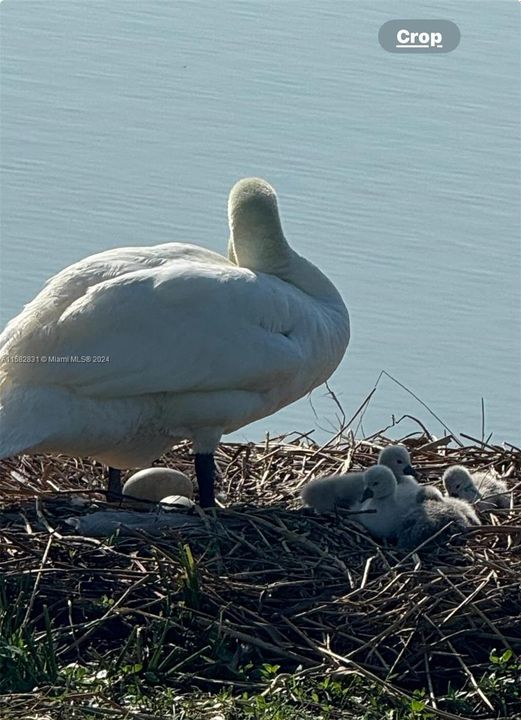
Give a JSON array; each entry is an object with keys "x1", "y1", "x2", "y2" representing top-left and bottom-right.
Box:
[{"x1": 0, "y1": 244, "x2": 230, "y2": 365}]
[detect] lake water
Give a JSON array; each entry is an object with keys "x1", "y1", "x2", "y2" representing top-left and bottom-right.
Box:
[{"x1": 1, "y1": 1, "x2": 519, "y2": 446}]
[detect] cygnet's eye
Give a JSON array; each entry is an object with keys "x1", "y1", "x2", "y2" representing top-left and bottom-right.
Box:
[{"x1": 397, "y1": 459, "x2": 403, "y2": 464}]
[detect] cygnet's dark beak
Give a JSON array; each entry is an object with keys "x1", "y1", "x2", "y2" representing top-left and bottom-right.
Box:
[
  {"x1": 361, "y1": 487, "x2": 373, "y2": 501},
  {"x1": 404, "y1": 465, "x2": 417, "y2": 478}
]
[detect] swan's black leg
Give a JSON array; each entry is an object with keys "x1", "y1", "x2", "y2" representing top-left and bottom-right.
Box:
[
  {"x1": 107, "y1": 466, "x2": 122, "y2": 501},
  {"x1": 194, "y1": 453, "x2": 216, "y2": 508}
]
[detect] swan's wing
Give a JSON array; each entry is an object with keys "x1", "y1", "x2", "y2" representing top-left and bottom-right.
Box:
[{"x1": 1, "y1": 257, "x2": 320, "y2": 398}]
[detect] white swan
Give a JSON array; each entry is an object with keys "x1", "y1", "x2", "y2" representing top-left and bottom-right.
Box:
[
  {"x1": 442, "y1": 465, "x2": 511, "y2": 510},
  {"x1": 122, "y1": 467, "x2": 194, "y2": 509},
  {"x1": 300, "y1": 471, "x2": 365, "y2": 512},
  {"x1": 0, "y1": 178, "x2": 350, "y2": 506}
]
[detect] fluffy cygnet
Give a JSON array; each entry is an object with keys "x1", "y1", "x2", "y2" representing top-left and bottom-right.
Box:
[
  {"x1": 300, "y1": 471, "x2": 366, "y2": 512},
  {"x1": 443, "y1": 465, "x2": 511, "y2": 510},
  {"x1": 416, "y1": 485, "x2": 444, "y2": 503},
  {"x1": 378, "y1": 444, "x2": 417, "y2": 480},
  {"x1": 347, "y1": 466, "x2": 479, "y2": 549},
  {"x1": 378, "y1": 444, "x2": 440, "y2": 505},
  {"x1": 356, "y1": 466, "x2": 406, "y2": 539},
  {"x1": 122, "y1": 468, "x2": 194, "y2": 509},
  {"x1": 397, "y1": 495, "x2": 481, "y2": 550}
]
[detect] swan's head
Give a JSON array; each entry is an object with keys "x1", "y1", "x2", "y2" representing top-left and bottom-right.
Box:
[
  {"x1": 378, "y1": 444, "x2": 417, "y2": 480},
  {"x1": 228, "y1": 177, "x2": 279, "y2": 225},
  {"x1": 227, "y1": 178, "x2": 288, "y2": 271},
  {"x1": 442, "y1": 466, "x2": 479, "y2": 501},
  {"x1": 361, "y1": 465, "x2": 397, "y2": 501}
]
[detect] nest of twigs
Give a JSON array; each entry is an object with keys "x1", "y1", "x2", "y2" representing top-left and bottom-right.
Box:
[{"x1": 0, "y1": 430, "x2": 520, "y2": 719}]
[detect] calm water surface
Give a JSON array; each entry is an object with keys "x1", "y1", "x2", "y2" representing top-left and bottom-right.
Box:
[{"x1": 1, "y1": 1, "x2": 519, "y2": 444}]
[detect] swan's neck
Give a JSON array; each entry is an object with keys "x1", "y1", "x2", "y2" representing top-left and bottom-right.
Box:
[
  {"x1": 229, "y1": 224, "x2": 342, "y2": 303},
  {"x1": 229, "y1": 209, "x2": 290, "y2": 273},
  {"x1": 283, "y1": 252, "x2": 346, "y2": 303}
]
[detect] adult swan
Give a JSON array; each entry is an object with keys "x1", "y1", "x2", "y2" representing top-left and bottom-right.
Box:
[{"x1": 0, "y1": 178, "x2": 350, "y2": 506}]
